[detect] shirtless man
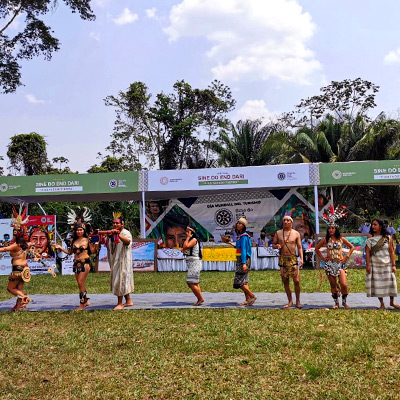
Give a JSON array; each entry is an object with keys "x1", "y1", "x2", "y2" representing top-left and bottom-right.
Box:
[{"x1": 273, "y1": 215, "x2": 304, "y2": 308}]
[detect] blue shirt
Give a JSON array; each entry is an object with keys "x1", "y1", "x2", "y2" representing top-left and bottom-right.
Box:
[{"x1": 236, "y1": 232, "x2": 252, "y2": 264}]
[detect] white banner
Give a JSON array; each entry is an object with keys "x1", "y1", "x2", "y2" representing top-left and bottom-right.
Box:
[{"x1": 148, "y1": 164, "x2": 311, "y2": 192}]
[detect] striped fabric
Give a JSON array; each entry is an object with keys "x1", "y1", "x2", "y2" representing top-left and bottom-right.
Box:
[{"x1": 365, "y1": 236, "x2": 397, "y2": 297}]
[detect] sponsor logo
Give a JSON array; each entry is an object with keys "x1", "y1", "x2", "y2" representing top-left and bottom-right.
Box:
[
  {"x1": 214, "y1": 208, "x2": 233, "y2": 227},
  {"x1": 41, "y1": 217, "x2": 47, "y2": 223},
  {"x1": 277, "y1": 172, "x2": 286, "y2": 181},
  {"x1": 332, "y1": 170, "x2": 342, "y2": 180},
  {"x1": 160, "y1": 177, "x2": 169, "y2": 185},
  {"x1": 0, "y1": 183, "x2": 8, "y2": 192},
  {"x1": 109, "y1": 179, "x2": 118, "y2": 188}
]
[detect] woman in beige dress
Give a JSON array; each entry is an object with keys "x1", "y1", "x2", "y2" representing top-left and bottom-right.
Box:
[{"x1": 365, "y1": 218, "x2": 400, "y2": 310}]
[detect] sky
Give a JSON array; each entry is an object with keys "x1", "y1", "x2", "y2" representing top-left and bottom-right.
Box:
[{"x1": 1, "y1": 0, "x2": 400, "y2": 174}]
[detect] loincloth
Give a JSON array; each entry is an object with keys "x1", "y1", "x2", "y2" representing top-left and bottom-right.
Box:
[
  {"x1": 279, "y1": 255, "x2": 298, "y2": 279},
  {"x1": 73, "y1": 258, "x2": 90, "y2": 274}
]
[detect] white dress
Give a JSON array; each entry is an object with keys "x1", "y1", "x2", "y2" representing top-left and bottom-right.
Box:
[
  {"x1": 365, "y1": 235, "x2": 397, "y2": 298},
  {"x1": 107, "y1": 228, "x2": 134, "y2": 296}
]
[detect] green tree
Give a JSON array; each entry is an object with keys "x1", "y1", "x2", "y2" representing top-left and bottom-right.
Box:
[
  {"x1": 0, "y1": 0, "x2": 95, "y2": 93},
  {"x1": 104, "y1": 80, "x2": 235, "y2": 170},
  {"x1": 211, "y1": 119, "x2": 275, "y2": 167},
  {"x1": 7, "y1": 132, "x2": 49, "y2": 175},
  {"x1": 87, "y1": 155, "x2": 136, "y2": 173}
]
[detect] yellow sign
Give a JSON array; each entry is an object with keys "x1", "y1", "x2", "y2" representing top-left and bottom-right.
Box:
[{"x1": 202, "y1": 247, "x2": 237, "y2": 262}]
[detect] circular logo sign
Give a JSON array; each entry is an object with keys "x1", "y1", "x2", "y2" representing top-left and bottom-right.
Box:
[
  {"x1": 41, "y1": 217, "x2": 47, "y2": 223},
  {"x1": 160, "y1": 177, "x2": 169, "y2": 185},
  {"x1": 332, "y1": 170, "x2": 342, "y2": 180},
  {"x1": 0, "y1": 183, "x2": 8, "y2": 192},
  {"x1": 109, "y1": 179, "x2": 118, "y2": 188},
  {"x1": 277, "y1": 172, "x2": 286, "y2": 181},
  {"x1": 214, "y1": 209, "x2": 233, "y2": 227}
]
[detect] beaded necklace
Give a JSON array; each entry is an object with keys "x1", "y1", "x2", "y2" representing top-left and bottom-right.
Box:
[{"x1": 284, "y1": 229, "x2": 292, "y2": 243}]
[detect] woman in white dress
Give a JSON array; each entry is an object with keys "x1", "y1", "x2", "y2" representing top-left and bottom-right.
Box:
[
  {"x1": 365, "y1": 218, "x2": 400, "y2": 310},
  {"x1": 182, "y1": 227, "x2": 204, "y2": 306}
]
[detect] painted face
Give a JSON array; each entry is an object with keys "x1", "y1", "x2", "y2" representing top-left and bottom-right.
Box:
[
  {"x1": 30, "y1": 231, "x2": 48, "y2": 253},
  {"x1": 149, "y1": 203, "x2": 160, "y2": 214},
  {"x1": 292, "y1": 219, "x2": 310, "y2": 236},
  {"x1": 166, "y1": 226, "x2": 187, "y2": 248}
]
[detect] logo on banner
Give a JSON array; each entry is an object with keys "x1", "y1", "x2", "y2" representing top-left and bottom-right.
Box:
[
  {"x1": 214, "y1": 209, "x2": 233, "y2": 227},
  {"x1": 109, "y1": 179, "x2": 118, "y2": 188},
  {"x1": 332, "y1": 170, "x2": 342, "y2": 180},
  {"x1": 160, "y1": 177, "x2": 169, "y2": 185},
  {"x1": 0, "y1": 183, "x2": 8, "y2": 192},
  {"x1": 277, "y1": 172, "x2": 286, "y2": 180}
]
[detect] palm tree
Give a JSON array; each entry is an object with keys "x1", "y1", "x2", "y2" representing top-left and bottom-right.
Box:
[
  {"x1": 210, "y1": 119, "x2": 275, "y2": 167},
  {"x1": 263, "y1": 113, "x2": 400, "y2": 164}
]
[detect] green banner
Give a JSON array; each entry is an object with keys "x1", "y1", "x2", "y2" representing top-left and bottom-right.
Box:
[
  {"x1": 319, "y1": 160, "x2": 400, "y2": 185},
  {"x1": 0, "y1": 172, "x2": 139, "y2": 197}
]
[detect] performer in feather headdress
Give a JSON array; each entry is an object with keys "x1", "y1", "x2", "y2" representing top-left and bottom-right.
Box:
[
  {"x1": 105, "y1": 211, "x2": 134, "y2": 310},
  {"x1": 0, "y1": 204, "x2": 32, "y2": 310},
  {"x1": 55, "y1": 207, "x2": 99, "y2": 310},
  {"x1": 315, "y1": 205, "x2": 355, "y2": 309}
]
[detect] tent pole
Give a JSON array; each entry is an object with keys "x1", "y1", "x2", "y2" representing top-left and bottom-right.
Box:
[
  {"x1": 314, "y1": 185, "x2": 319, "y2": 235},
  {"x1": 37, "y1": 202, "x2": 62, "y2": 242},
  {"x1": 141, "y1": 191, "x2": 146, "y2": 238}
]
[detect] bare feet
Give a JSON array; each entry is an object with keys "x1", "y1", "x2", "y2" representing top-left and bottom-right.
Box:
[
  {"x1": 283, "y1": 301, "x2": 293, "y2": 309},
  {"x1": 343, "y1": 303, "x2": 351, "y2": 310},
  {"x1": 22, "y1": 296, "x2": 31, "y2": 304},
  {"x1": 390, "y1": 302, "x2": 400, "y2": 309},
  {"x1": 333, "y1": 304, "x2": 339, "y2": 309},
  {"x1": 113, "y1": 304, "x2": 124, "y2": 311},
  {"x1": 378, "y1": 304, "x2": 386, "y2": 310},
  {"x1": 123, "y1": 302, "x2": 134, "y2": 308},
  {"x1": 76, "y1": 301, "x2": 90, "y2": 311},
  {"x1": 239, "y1": 301, "x2": 249, "y2": 306},
  {"x1": 194, "y1": 299, "x2": 204, "y2": 306},
  {"x1": 247, "y1": 296, "x2": 257, "y2": 306},
  {"x1": 296, "y1": 302, "x2": 303, "y2": 309}
]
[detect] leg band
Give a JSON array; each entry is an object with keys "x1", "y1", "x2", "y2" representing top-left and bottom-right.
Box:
[{"x1": 79, "y1": 291, "x2": 89, "y2": 304}]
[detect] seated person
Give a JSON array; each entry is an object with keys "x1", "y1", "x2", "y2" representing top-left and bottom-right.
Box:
[
  {"x1": 268, "y1": 232, "x2": 276, "y2": 246},
  {"x1": 257, "y1": 232, "x2": 267, "y2": 247}
]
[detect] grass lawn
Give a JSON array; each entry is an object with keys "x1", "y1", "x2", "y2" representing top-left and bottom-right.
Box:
[{"x1": 1, "y1": 269, "x2": 400, "y2": 399}]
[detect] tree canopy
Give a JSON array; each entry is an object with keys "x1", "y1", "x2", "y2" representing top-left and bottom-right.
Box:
[
  {"x1": 0, "y1": 0, "x2": 95, "y2": 93},
  {"x1": 104, "y1": 79, "x2": 236, "y2": 170}
]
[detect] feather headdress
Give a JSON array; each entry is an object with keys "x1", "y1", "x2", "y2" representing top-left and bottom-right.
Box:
[
  {"x1": 321, "y1": 205, "x2": 347, "y2": 227},
  {"x1": 11, "y1": 203, "x2": 29, "y2": 233},
  {"x1": 66, "y1": 207, "x2": 92, "y2": 229}
]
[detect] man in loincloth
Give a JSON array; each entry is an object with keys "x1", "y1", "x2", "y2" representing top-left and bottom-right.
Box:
[{"x1": 273, "y1": 215, "x2": 304, "y2": 308}]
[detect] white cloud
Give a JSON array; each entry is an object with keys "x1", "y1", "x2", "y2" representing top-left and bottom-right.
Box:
[
  {"x1": 25, "y1": 94, "x2": 45, "y2": 104},
  {"x1": 146, "y1": 8, "x2": 158, "y2": 19},
  {"x1": 236, "y1": 99, "x2": 277, "y2": 121},
  {"x1": 89, "y1": 31, "x2": 101, "y2": 41},
  {"x1": 384, "y1": 47, "x2": 400, "y2": 65},
  {"x1": 111, "y1": 8, "x2": 138, "y2": 26},
  {"x1": 93, "y1": 0, "x2": 112, "y2": 7},
  {"x1": 164, "y1": 0, "x2": 321, "y2": 84}
]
